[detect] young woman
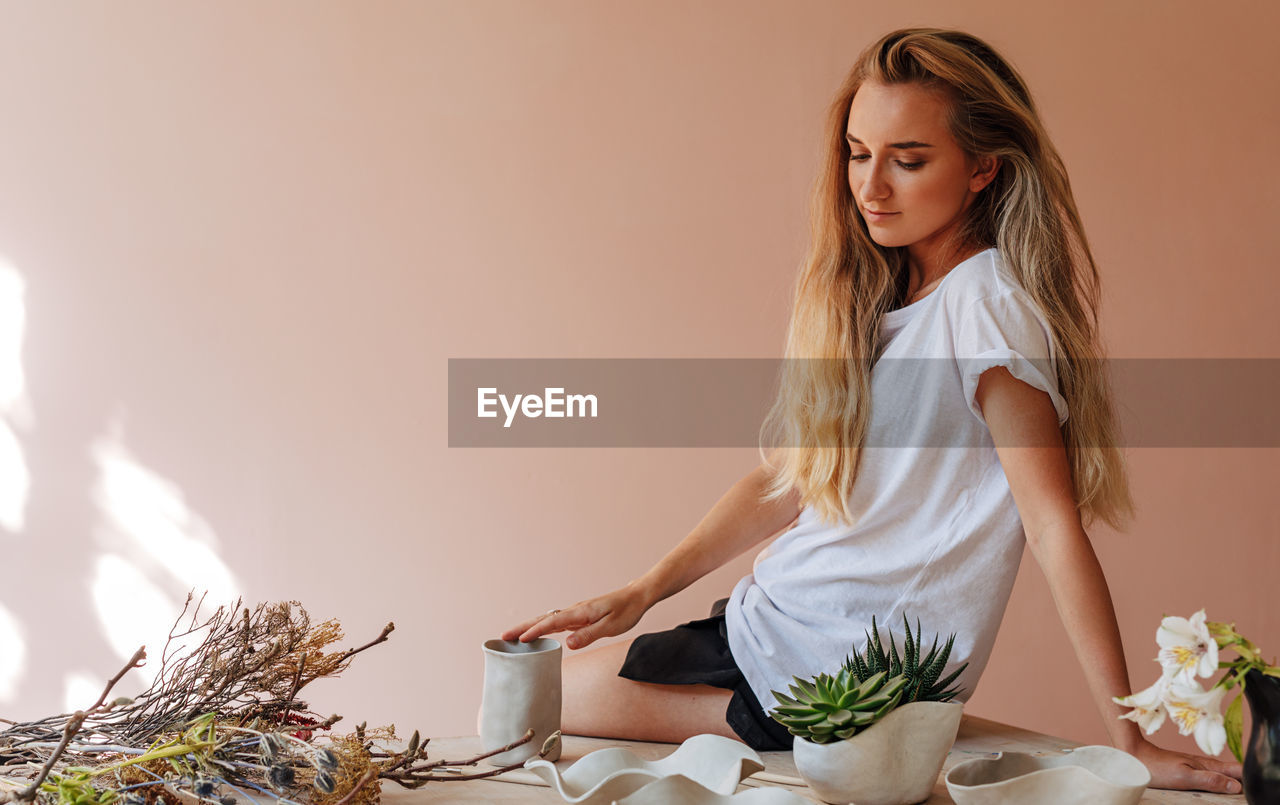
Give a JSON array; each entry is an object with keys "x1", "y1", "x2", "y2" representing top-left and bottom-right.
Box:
[{"x1": 501, "y1": 27, "x2": 1243, "y2": 795}]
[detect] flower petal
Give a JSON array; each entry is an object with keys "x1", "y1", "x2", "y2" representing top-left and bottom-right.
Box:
[
  {"x1": 1157, "y1": 615, "x2": 1196, "y2": 648},
  {"x1": 1194, "y1": 715, "x2": 1227, "y2": 756}
]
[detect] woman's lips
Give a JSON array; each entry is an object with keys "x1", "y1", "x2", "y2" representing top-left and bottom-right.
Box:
[{"x1": 864, "y1": 209, "x2": 899, "y2": 222}]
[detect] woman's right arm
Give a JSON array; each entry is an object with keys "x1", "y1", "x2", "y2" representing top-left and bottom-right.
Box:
[{"x1": 500, "y1": 460, "x2": 803, "y2": 650}]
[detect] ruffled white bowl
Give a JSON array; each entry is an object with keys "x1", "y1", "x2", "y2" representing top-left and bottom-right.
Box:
[
  {"x1": 523, "y1": 733, "x2": 765, "y2": 805},
  {"x1": 613, "y1": 774, "x2": 812, "y2": 805},
  {"x1": 945, "y1": 745, "x2": 1150, "y2": 805}
]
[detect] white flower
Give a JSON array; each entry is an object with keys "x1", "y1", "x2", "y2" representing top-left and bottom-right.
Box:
[
  {"x1": 1157, "y1": 609, "x2": 1218, "y2": 683},
  {"x1": 1164, "y1": 677, "x2": 1228, "y2": 756},
  {"x1": 1113, "y1": 676, "x2": 1170, "y2": 735}
]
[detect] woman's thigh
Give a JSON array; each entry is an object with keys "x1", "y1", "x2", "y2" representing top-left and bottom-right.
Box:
[{"x1": 561, "y1": 637, "x2": 740, "y2": 744}]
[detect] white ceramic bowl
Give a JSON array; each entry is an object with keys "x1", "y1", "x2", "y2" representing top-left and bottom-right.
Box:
[
  {"x1": 524, "y1": 733, "x2": 764, "y2": 805},
  {"x1": 612, "y1": 774, "x2": 812, "y2": 805},
  {"x1": 945, "y1": 745, "x2": 1150, "y2": 805}
]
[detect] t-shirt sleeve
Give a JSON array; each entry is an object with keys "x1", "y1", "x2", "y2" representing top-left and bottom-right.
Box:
[{"x1": 954, "y1": 290, "x2": 1069, "y2": 427}]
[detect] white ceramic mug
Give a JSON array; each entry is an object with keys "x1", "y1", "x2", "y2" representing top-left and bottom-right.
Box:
[{"x1": 478, "y1": 637, "x2": 563, "y2": 765}]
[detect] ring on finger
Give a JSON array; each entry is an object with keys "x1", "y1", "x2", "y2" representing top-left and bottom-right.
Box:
[{"x1": 545, "y1": 608, "x2": 561, "y2": 616}]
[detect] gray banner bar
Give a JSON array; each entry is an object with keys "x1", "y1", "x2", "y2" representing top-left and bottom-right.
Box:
[{"x1": 448, "y1": 359, "x2": 1279, "y2": 447}]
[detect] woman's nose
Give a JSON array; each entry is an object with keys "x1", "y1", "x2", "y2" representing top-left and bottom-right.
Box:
[{"x1": 859, "y1": 163, "x2": 891, "y2": 203}]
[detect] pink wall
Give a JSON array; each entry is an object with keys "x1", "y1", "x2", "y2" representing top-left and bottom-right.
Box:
[{"x1": 0, "y1": 1, "x2": 1275, "y2": 760}]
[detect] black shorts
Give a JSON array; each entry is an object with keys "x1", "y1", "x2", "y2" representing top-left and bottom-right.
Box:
[{"x1": 616, "y1": 598, "x2": 794, "y2": 751}]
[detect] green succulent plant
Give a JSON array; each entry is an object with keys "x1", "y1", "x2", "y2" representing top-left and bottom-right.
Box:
[
  {"x1": 845, "y1": 614, "x2": 968, "y2": 703},
  {"x1": 769, "y1": 668, "x2": 910, "y2": 744}
]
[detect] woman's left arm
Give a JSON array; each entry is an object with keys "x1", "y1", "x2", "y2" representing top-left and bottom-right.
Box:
[{"x1": 974, "y1": 366, "x2": 1243, "y2": 795}]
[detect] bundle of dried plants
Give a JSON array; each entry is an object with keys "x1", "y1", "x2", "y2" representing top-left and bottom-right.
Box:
[{"x1": 0, "y1": 594, "x2": 557, "y2": 805}]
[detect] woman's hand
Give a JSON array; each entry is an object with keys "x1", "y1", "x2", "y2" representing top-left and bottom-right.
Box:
[
  {"x1": 500, "y1": 583, "x2": 653, "y2": 650},
  {"x1": 1128, "y1": 738, "x2": 1243, "y2": 794}
]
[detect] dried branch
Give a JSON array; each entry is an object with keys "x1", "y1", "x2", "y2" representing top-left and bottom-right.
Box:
[
  {"x1": 378, "y1": 729, "x2": 561, "y2": 788},
  {"x1": 7, "y1": 648, "x2": 146, "y2": 803},
  {"x1": 0, "y1": 598, "x2": 502, "y2": 805}
]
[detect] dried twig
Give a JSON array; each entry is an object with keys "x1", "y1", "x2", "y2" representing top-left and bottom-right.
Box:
[
  {"x1": 7, "y1": 648, "x2": 146, "y2": 803},
  {"x1": 381, "y1": 729, "x2": 561, "y2": 788},
  {"x1": 0, "y1": 599, "x2": 472, "y2": 805}
]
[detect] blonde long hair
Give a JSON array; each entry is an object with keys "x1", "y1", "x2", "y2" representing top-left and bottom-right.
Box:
[{"x1": 759, "y1": 27, "x2": 1133, "y2": 531}]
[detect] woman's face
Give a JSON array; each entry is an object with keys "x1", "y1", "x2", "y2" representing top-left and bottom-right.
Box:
[{"x1": 846, "y1": 80, "x2": 996, "y2": 268}]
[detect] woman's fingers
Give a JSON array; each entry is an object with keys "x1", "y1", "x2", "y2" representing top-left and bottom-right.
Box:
[
  {"x1": 501, "y1": 586, "x2": 647, "y2": 645},
  {"x1": 1156, "y1": 752, "x2": 1242, "y2": 794},
  {"x1": 1202, "y1": 756, "x2": 1244, "y2": 778},
  {"x1": 1172, "y1": 751, "x2": 1242, "y2": 793},
  {"x1": 1187, "y1": 754, "x2": 1243, "y2": 794},
  {"x1": 499, "y1": 615, "x2": 546, "y2": 642},
  {"x1": 1181, "y1": 767, "x2": 1241, "y2": 795},
  {"x1": 511, "y1": 603, "x2": 602, "y2": 643},
  {"x1": 1134, "y1": 741, "x2": 1243, "y2": 794},
  {"x1": 565, "y1": 617, "x2": 615, "y2": 650}
]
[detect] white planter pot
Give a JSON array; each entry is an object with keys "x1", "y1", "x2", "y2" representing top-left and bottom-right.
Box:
[
  {"x1": 478, "y1": 637, "x2": 562, "y2": 765},
  {"x1": 792, "y1": 700, "x2": 963, "y2": 805}
]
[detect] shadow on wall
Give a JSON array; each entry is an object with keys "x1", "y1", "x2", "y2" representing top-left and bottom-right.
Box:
[
  {"x1": 0, "y1": 253, "x2": 241, "y2": 713},
  {"x1": 0, "y1": 257, "x2": 31, "y2": 703}
]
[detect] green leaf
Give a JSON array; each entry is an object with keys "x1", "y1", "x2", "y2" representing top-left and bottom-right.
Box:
[
  {"x1": 776, "y1": 712, "x2": 828, "y2": 728},
  {"x1": 875, "y1": 687, "x2": 906, "y2": 719},
  {"x1": 1225, "y1": 694, "x2": 1244, "y2": 763},
  {"x1": 903, "y1": 614, "x2": 918, "y2": 679},
  {"x1": 880, "y1": 674, "x2": 910, "y2": 699},
  {"x1": 847, "y1": 649, "x2": 870, "y2": 681},
  {"x1": 818, "y1": 674, "x2": 838, "y2": 704},
  {"x1": 828, "y1": 709, "x2": 853, "y2": 727},
  {"x1": 848, "y1": 692, "x2": 893, "y2": 712},
  {"x1": 866, "y1": 618, "x2": 886, "y2": 669},
  {"x1": 773, "y1": 705, "x2": 823, "y2": 718},
  {"x1": 919, "y1": 640, "x2": 950, "y2": 689},
  {"x1": 856, "y1": 670, "x2": 888, "y2": 698},
  {"x1": 929, "y1": 663, "x2": 969, "y2": 698},
  {"x1": 795, "y1": 677, "x2": 821, "y2": 702}
]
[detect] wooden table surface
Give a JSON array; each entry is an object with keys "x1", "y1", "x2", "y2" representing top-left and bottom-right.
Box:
[{"x1": 382, "y1": 715, "x2": 1242, "y2": 804}]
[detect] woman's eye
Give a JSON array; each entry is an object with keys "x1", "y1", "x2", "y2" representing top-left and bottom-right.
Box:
[{"x1": 847, "y1": 154, "x2": 924, "y2": 170}]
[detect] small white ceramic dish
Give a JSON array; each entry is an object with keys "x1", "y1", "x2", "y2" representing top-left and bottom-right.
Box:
[
  {"x1": 523, "y1": 733, "x2": 764, "y2": 805},
  {"x1": 945, "y1": 745, "x2": 1150, "y2": 805},
  {"x1": 612, "y1": 774, "x2": 812, "y2": 805}
]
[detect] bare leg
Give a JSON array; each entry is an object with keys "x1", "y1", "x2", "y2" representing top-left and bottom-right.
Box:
[{"x1": 562, "y1": 637, "x2": 741, "y2": 744}]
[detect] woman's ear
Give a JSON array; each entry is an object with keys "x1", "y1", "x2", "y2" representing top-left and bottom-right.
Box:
[{"x1": 969, "y1": 154, "x2": 1000, "y2": 193}]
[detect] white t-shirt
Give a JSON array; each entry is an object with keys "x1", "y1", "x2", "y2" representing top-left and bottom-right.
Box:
[{"x1": 724, "y1": 246, "x2": 1069, "y2": 713}]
